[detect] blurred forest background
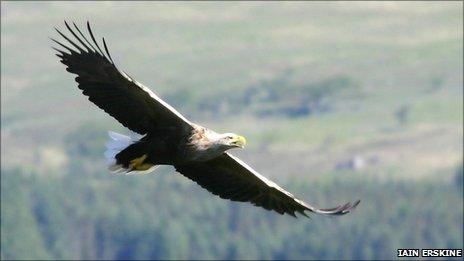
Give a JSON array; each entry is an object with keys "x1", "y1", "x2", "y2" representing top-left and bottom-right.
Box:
[{"x1": 1, "y1": 2, "x2": 463, "y2": 260}]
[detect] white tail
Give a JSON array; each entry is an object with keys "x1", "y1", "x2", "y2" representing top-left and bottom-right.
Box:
[
  {"x1": 105, "y1": 131, "x2": 135, "y2": 173},
  {"x1": 104, "y1": 131, "x2": 158, "y2": 175}
]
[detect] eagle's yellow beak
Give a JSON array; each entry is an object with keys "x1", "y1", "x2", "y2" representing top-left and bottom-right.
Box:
[{"x1": 231, "y1": 135, "x2": 247, "y2": 148}]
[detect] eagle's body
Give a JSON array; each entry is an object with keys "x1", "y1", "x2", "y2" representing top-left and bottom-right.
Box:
[
  {"x1": 53, "y1": 21, "x2": 360, "y2": 218},
  {"x1": 112, "y1": 123, "x2": 242, "y2": 171}
]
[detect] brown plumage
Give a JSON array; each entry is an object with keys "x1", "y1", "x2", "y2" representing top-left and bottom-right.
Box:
[{"x1": 52, "y1": 21, "x2": 360, "y2": 217}]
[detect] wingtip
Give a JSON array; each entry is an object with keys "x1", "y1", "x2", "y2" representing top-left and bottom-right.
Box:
[
  {"x1": 64, "y1": 20, "x2": 70, "y2": 29},
  {"x1": 314, "y1": 199, "x2": 361, "y2": 216},
  {"x1": 340, "y1": 199, "x2": 361, "y2": 215},
  {"x1": 350, "y1": 199, "x2": 361, "y2": 211}
]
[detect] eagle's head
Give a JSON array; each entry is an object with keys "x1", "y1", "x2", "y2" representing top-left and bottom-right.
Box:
[{"x1": 216, "y1": 133, "x2": 247, "y2": 149}]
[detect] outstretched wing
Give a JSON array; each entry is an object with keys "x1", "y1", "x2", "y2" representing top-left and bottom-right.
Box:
[
  {"x1": 175, "y1": 153, "x2": 360, "y2": 217},
  {"x1": 52, "y1": 21, "x2": 193, "y2": 135}
]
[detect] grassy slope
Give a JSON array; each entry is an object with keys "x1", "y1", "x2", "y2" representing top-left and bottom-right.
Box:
[{"x1": 1, "y1": 2, "x2": 463, "y2": 181}]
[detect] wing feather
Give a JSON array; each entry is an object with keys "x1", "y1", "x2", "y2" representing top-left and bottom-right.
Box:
[
  {"x1": 175, "y1": 153, "x2": 360, "y2": 217},
  {"x1": 53, "y1": 21, "x2": 192, "y2": 135}
]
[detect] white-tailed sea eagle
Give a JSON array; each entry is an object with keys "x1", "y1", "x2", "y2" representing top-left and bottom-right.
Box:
[{"x1": 52, "y1": 21, "x2": 360, "y2": 218}]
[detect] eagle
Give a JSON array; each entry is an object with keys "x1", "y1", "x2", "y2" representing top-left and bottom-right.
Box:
[{"x1": 52, "y1": 21, "x2": 360, "y2": 218}]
